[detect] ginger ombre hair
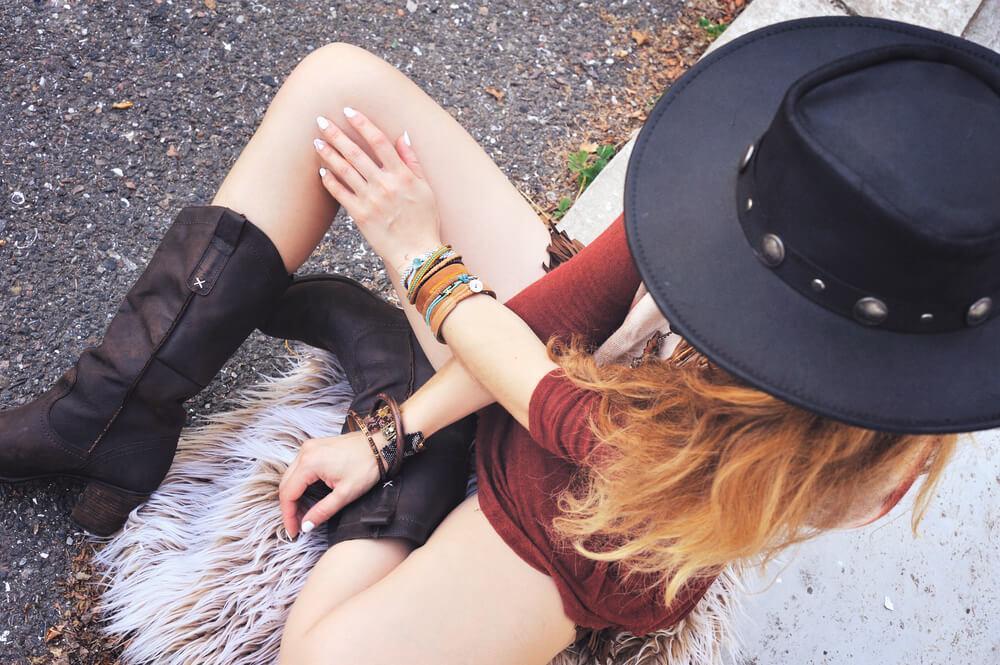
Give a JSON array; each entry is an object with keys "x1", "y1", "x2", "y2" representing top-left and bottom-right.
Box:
[{"x1": 545, "y1": 333, "x2": 959, "y2": 607}]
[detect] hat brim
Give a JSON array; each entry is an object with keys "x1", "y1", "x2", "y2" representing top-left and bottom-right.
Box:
[{"x1": 624, "y1": 16, "x2": 1000, "y2": 433}]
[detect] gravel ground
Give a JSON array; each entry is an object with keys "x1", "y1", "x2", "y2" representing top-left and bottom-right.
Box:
[{"x1": 0, "y1": 0, "x2": 736, "y2": 661}]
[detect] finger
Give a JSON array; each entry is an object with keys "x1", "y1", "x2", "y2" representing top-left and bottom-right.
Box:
[
  {"x1": 299, "y1": 486, "x2": 355, "y2": 532},
  {"x1": 316, "y1": 114, "x2": 380, "y2": 181},
  {"x1": 278, "y1": 459, "x2": 321, "y2": 539},
  {"x1": 342, "y1": 106, "x2": 406, "y2": 173},
  {"x1": 395, "y1": 130, "x2": 426, "y2": 180},
  {"x1": 319, "y1": 165, "x2": 364, "y2": 211},
  {"x1": 314, "y1": 137, "x2": 366, "y2": 195}
]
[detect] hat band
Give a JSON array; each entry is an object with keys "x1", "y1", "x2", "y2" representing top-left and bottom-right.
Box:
[{"x1": 735, "y1": 141, "x2": 996, "y2": 334}]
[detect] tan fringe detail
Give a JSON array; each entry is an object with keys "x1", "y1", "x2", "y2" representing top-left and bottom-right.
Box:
[
  {"x1": 91, "y1": 345, "x2": 743, "y2": 665},
  {"x1": 545, "y1": 226, "x2": 587, "y2": 272}
]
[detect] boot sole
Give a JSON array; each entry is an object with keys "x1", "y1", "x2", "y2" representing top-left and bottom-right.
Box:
[{"x1": 0, "y1": 472, "x2": 149, "y2": 537}]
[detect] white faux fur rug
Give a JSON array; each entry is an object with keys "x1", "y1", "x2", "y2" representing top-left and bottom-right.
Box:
[{"x1": 91, "y1": 345, "x2": 744, "y2": 665}]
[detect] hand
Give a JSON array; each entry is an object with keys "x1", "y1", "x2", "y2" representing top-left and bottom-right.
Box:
[
  {"x1": 278, "y1": 430, "x2": 382, "y2": 538},
  {"x1": 313, "y1": 107, "x2": 443, "y2": 272}
]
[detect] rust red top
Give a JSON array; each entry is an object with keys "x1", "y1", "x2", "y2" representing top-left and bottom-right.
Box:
[
  {"x1": 473, "y1": 212, "x2": 712, "y2": 635},
  {"x1": 473, "y1": 212, "x2": 914, "y2": 635}
]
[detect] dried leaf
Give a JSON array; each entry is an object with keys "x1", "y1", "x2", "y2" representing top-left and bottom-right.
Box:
[
  {"x1": 631, "y1": 29, "x2": 649, "y2": 46},
  {"x1": 579, "y1": 141, "x2": 598, "y2": 154},
  {"x1": 111, "y1": 100, "x2": 133, "y2": 110},
  {"x1": 484, "y1": 86, "x2": 505, "y2": 102},
  {"x1": 166, "y1": 144, "x2": 179, "y2": 158},
  {"x1": 204, "y1": 0, "x2": 217, "y2": 8},
  {"x1": 45, "y1": 625, "x2": 63, "y2": 643}
]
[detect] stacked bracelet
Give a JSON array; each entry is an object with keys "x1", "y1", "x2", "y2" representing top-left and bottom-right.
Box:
[
  {"x1": 361, "y1": 393, "x2": 413, "y2": 478},
  {"x1": 349, "y1": 408, "x2": 387, "y2": 481},
  {"x1": 402, "y1": 244, "x2": 498, "y2": 344}
]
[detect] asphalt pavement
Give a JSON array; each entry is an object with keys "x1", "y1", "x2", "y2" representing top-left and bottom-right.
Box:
[{"x1": 0, "y1": 0, "x2": 703, "y2": 661}]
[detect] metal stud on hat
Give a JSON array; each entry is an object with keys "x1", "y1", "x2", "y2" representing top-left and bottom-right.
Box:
[
  {"x1": 757, "y1": 233, "x2": 785, "y2": 267},
  {"x1": 853, "y1": 297, "x2": 888, "y2": 326},
  {"x1": 966, "y1": 297, "x2": 992, "y2": 326}
]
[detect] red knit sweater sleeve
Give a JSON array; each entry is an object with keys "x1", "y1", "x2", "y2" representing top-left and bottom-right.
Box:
[{"x1": 501, "y1": 213, "x2": 640, "y2": 462}]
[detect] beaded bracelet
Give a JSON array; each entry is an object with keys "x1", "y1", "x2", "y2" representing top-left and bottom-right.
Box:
[{"x1": 362, "y1": 393, "x2": 406, "y2": 478}]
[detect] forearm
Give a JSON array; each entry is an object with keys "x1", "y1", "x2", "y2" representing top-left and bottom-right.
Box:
[
  {"x1": 398, "y1": 355, "x2": 495, "y2": 438},
  {"x1": 438, "y1": 293, "x2": 557, "y2": 430},
  {"x1": 397, "y1": 295, "x2": 557, "y2": 439}
]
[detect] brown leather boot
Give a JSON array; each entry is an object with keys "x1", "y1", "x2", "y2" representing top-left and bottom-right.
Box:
[
  {"x1": 258, "y1": 274, "x2": 475, "y2": 546},
  {"x1": 0, "y1": 205, "x2": 291, "y2": 536}
]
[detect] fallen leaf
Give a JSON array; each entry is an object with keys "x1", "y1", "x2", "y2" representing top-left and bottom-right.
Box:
[
  {"x1": 484, "y1": 86, "x2": 505, "y2": 102},
  {"x1": 204, "y1": 0, "x2": 217, "y2": 8},
  {"x1": 111, "y1": 100, "x2": 133, "y2": 110},
  {"x1": 166, "y1": 144, "x2": 179, "y2": 158},
  {"x1": 631, "y1": 29, "x2": 649, "y2": 46},
  {"x1": 45, "y1": 626, "x2": 63, "y2": 643},
  {"x1": 579, "y1": 141, "x2": 598, "y2": 153}
]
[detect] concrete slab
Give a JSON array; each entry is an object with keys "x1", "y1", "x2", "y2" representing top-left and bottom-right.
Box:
[
  {"x1": 964, "y1": 0, "x2": 1000, "y2": 52},
  {"x1": 734, "y1": 431, "x2": 1000, "y2": 664},
  {"x1": 842, "y1": 0, "x2": 982, "y2": 35}
]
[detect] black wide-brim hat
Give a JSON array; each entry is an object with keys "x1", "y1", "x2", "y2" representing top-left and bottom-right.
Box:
[{"x1": 624, "y1": 17, "x2": 1000, "y2": 434}]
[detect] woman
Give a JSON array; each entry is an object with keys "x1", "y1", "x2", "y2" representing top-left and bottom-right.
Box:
[{"x1": 3, "y1": 16, "x2": 997, "y2": 664}]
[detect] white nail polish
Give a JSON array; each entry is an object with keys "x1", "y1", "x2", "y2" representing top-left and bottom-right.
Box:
[
  {"x1": 313, "y1": 138, "x2": 325, "y2": 151},
  {"x1": 316, "y1": 115, "x2": 330, "y2": 130},
  {"x1": 319, "y1": 167, "x2": 327, "y2": 177},
  {"x1": 403, "y1": 130, "x2": 411, "y2": 146},
  {"x1": 343, "y1": 106, "x2": 357, "y2": 118},
  {"x1": 301, "y1": 520, "x2": 315, "y2": 533}
]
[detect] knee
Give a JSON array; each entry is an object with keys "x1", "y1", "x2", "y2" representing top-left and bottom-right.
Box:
[{"x1": 298, "y1": 41, "x2": 382, "y2": 77}]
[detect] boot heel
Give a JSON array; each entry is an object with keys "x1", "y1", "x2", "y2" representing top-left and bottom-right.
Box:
[{"x1": 71, "y1": 482, "x2": 149, "y2": 536}]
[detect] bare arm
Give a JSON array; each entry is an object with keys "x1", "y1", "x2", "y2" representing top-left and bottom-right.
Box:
[{"x1": 400, "y1": 294, "x2": 557, "y2": 438}]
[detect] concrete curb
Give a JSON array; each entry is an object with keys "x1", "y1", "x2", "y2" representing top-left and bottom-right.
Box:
[{"x1": 556, "y1": 0, "x2": 997, "y2": 244}]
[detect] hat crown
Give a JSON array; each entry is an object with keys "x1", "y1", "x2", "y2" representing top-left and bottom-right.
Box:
[
  {"x1": 793, "y1": 45, "x2": 1000, "y2": 245},
  {"x1": 739, "y1": 44, "x2": 1000, "y2": 333}
]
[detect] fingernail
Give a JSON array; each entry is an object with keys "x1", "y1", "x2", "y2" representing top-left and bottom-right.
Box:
[
  {"x1": 313, "y1": 138, "x2": 325, "y2": 152},
  {"x1": 319, "y1": 167, "x2": 327, "y2": 177},
  {"x1": 403, "y1": 130, "x2": 411, "y2": 146},
  {"x1": 343, "y1": 106, "x2": 357, "y2": 118},
  {"x1": 316, "y1": 115, "x2": 330, "y2": 130},
  {"x1": 301, "y1": 520, "x2": 315, "y2": 533}
]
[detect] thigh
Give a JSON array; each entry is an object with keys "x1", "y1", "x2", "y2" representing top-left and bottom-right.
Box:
[
  {"x1": 282, "y1": 494, "x2": 578, "y2": 665},
  {"x1": 281, "y1": 537, "x2": 413, "y2": 649},
  {"x1": 217, "y1": 42, "x2": 550, "y2": 368}
]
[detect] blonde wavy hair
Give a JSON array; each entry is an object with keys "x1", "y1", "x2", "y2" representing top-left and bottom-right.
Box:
[{"x1": 545, "y1": 333, "x2": 959, "y2": 608}]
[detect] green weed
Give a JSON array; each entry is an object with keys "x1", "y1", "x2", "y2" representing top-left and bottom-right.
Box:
[{"x1": 698, "y1": 16, "x2": 729, "y2": 39}]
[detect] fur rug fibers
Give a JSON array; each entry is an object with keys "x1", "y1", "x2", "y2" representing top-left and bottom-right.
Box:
[{"x1": 91, "y1": 345, "x2": 744, "y2": 665}]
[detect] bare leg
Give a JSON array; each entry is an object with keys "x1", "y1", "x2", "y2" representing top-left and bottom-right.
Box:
[
  {"x1": 212, "y1": 42, "x2": 555, "y2": 642},
  {"x1": 281, "y1": 495, "x2": 578, "y2": 665},
  {"x1": 280, "y1": 538, "x2": 413, "y2": 652},
  {"x1": 211, "y1": 42, "x2": 550, "y2": 370}
]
